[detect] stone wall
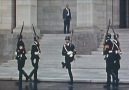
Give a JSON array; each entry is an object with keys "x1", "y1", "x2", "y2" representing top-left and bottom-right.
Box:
[
  {"x1": 0, "y1": 0, "x2": 15, "y2": 30},
  {"x1": 72, "y1": 27, "x2": 103, "y2": 55},
  {"x1": 37, "y1": 0, "x2": 77, "y2": 33},
  {"x1": 0, "y1": 33, "x2": 14, "y2": 64},
  {"x1": 93, "y1": 0, "x2": 106, "y2": 30},
  {"x1": 93, "y1": 0, "x2": 119, "y2": 30}
]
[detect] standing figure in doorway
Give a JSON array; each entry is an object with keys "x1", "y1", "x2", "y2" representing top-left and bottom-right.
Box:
[{"x1": 63, "y1": 4, "x2": 71, "y2": 34}]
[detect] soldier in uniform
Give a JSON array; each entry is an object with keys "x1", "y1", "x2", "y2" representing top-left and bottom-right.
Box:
[
  {"x1": 62, "y1": 36, "x2": 76, "y2": 85},
  {"x1": 103, "y1": 33, "x2": 118, "y2": 88},
  {"x1": 29, "y1": 36, "x2": 41, "y2": 82},
  {"x1": 15, "y1": 35, "x2": 28, "y2": 84},
  {"x1": 112, "y1": 34, "x2": 122, "y2": 87}
]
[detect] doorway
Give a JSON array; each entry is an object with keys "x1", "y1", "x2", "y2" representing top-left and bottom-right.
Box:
[{"x1": 119, "y1": 0, "x2": 127, "y2": 28}]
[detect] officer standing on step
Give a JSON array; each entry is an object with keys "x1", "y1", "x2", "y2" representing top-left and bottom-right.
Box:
[
  {"x1": 62, "y1": 36, "x2": 76, "y2": 85},
  {"x1": 112, "y1": 34, "x2": 122, "y2": 87},
  {"x1": 103, "y1": 33, "x2": 118, "y2": 88},
  {"x1": 63, "y1": 4, "x2": 71, "y2": 34},
  {"x1": 15, "y1": 35, "x2": 29, "y2": 84},
  {"x1": 29, "y1": 36, "x2": 41, "y2": 82}
]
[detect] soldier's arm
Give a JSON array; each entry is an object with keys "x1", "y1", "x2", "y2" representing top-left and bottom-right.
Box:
[
  {"x1": 72, "y1": 45, "x2": 76, "y2": 55},
  {"x1": 31, "y1": 45, "x2": 35, "y2": 55},
  {"x1": 63, "y1": 9, "x2": 65, "y2": 19},
  {"x1": 69, "y1": 9, "x2": 71, "y2": 19},
  {"x1": 62, "y1": 45, "x2": 67, "y2": 56}
]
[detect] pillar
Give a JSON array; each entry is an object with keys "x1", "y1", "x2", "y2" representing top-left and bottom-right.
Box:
[{"x1": 13, "y1": 0, "x2": 40, "y2": 51}]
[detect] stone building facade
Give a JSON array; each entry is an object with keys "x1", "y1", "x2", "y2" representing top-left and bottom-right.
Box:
[
  {"x1": 0, "y1": 0, "x2": 129, "y2": 57},
  {"x1": 1, "y1": 0, "x2": 128, "y2": 33}
]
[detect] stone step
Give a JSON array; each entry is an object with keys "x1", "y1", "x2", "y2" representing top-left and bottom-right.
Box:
[
  {"x1": 101, "y1": 39, "x2": 129, "y2": 42},
  {"x1": 2, "y1": 55, "x2": 129, "y2": 69},
  {"x1": 91, "y1": 51, "x2": 129, "y2": 55},
  {"x1": 99, "y1": 44, "x2": 129, "y2": 48},
  {"x1": 100, "y1": 39, "x2": 129, "y2": 45},
  {"x1": 97, "y1": 48, "x2": 129, "y2": 52},
  {"x1": 2, "y1": 32, "x2": 129, "y2": 70}
]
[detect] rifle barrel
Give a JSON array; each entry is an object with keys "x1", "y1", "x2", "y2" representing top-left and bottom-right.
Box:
[
  {"x1": 20, "y1": 21, "x2": 24, "y2": 35},
  {"x1": 32, "y1": 24, "x2": 37, "y2": 36}
]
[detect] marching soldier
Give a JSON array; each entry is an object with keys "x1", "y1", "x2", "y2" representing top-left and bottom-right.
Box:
[
  {"x1": 112, "y1": 34, "x2": 122, "y2": 87},
  {"x1": 103, "y1": 33, "x2": 118, "y2": 88},
  {"x1": 62, "y1": 36, "x2": 76, "y2": 85},
  {"x1": 15, "y1": 35, "x2": 28, "y2": 84},
  {"x1": 29, "y1": 36, "x2": 41, "y2": 82}
]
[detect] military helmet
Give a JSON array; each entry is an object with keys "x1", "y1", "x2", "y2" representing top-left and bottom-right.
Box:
[
  {"x1": 34, "y1": 36, "x2": 39, "y2": 41},
  {"x1": 65, "y1": 36, "x2": 70, "y2": 40},
  {"x1": 106, "y1": 33, "x2": 111, "y2": 39},
  {"x1": 114, "y1": 34, "x2": 119, "y2": 39}
]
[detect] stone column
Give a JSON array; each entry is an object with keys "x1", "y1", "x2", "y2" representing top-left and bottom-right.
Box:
[
  {"x1": 13, "y1": 0, "x2": 40, "y2": 51},
  {"x1": 112, "y1": 0, "x2": 120, "y2": 28},
  {"x1": 74, "y1": 0, "x2": 103, "y2": 55},
  {"x1": 0, "y1": 0, "x2": 15, "y2": 31},
  {"x1": 77, "y1": 0, "x2": 93, "y2": 27},
  {"x1": 15, "y1": 0, "x2": 38, "y2": 27}
]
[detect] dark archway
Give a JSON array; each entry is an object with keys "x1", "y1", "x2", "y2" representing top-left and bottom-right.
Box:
[{"x1": 119, "y1": 0, "x2": 127, "y2": 28}]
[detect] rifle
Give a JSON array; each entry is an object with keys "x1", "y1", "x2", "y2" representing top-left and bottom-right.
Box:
[
  {"x1": 103, "y1": 19, "x2": 110, "y2": 55},
  {"x1": 32, "y1": 24, "x2": 37, "y2": 36},
  {"x1": 20, "y1": 21, "x2": 24, "y2": 36},
  {"x1": 111, "y1": 24, "x2": 116, "y2": 35},
  {"x1": 32, "y1": 24, "x2": 41, "y2": 53}
]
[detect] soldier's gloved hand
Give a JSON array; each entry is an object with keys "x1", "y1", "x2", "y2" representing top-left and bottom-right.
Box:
[
  {"x1": 20, "y1": 54, "x2": 22, "y2": 57},
  {"x1": 33, "y1": 59, "x2": 36, "y2": 64},
  {"x1": 35, "y1": 52, "x2": 39, "y2": 55},
  {"x1": 67, "y1": 51, "x2": 73, "y2": 55},
  {"x1": 119, "y1": 51, "x2": 122, "y2": 55},
  {"x1": 69, "y1": 54, "x2": 73, "y2": 57},
  {"x1": 15, "y1": 52, "x2": 17, "y2": 56}
]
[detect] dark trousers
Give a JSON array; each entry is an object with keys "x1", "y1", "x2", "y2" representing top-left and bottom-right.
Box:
[
  {"x1": 65, "y1": 58, "x2": 73, "y2": 83},
  {"x1": 29, "y1": 69, "x2": 38, "y2": 82},
  {"x1": 17, "y1": 59, "x2": 28, "y2": 83},
  {"x1": 64, "y1": 20, "x2": 70, "y2": 34},
  {"x1": 106, "y1": 59, "x2": 117, "y2": 85},
  {"x1": 67, "y1": 66, "x2": 73, "y2": 83},
  {"x1": 29, "y1": 58, "x2": 39, "y2": 82},
  {"x1": 114, "y1": 60, "x2": 120, "y2": 85}
]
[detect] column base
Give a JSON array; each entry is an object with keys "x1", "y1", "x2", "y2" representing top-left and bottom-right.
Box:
[{"x1": 72, "y1": 26, "x2": 103, "y2": 55}]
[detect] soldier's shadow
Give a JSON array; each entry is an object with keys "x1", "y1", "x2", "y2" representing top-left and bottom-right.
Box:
[
  {"x1": 105, "y1": 87, "x2": 118, "y2": 90},
  {"x1": 18, "y1": 82, "x2": 38, "y2": 90},
  {"x1": 68, "y1": 86, "x2": 73, "y2": 90}
]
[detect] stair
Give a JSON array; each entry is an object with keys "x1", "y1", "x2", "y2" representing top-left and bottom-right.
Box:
[
  {"x1": 92, "y1": 30, "x2": 129, "y2": 55},
  {"x1": 1, "y1": 29, "x2": 129, "y2": 70},
  {"x1": 91, "y1": 29, "x2": 129, "y2": 69}
]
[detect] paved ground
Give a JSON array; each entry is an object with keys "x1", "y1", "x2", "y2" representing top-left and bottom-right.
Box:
[{"x1": 0, "y1": 81, "x2": 129, "y2": 90}]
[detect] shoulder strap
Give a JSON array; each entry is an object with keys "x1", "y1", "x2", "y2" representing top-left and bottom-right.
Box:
[
  {"x1": 113, "y1": 40, "x2": 120, "y2": 50},
  {"x1": 64, "y1": 44, "x2": 68, "y2": 53}
]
